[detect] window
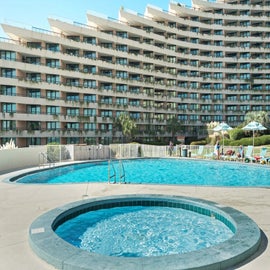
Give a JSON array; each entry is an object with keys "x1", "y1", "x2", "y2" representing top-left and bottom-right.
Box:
[
  {"x1": 214, "y1": 51, "x2": 223, "y2": 57},
  {"x1": 27, "y1": 42, "x2": 41, "y2": 49},
  {"x1": 201, "y1": 115, "x2": 212, "y2": 122},
  {"x1": 84, "y1": 51, "x2": 96, "y2": 59},
  {"x1": 66, "y1": 78, "x2": 79, "y2": 87},
  {"x1": 0, "y1": 51, "x2": 16, "y2": 60},
  {"x1": 65, "y1": 123, "x2": 79, "y2": 130},
  {"x1": 116, "y1": 98, "x2": 128, "y2": 105},
  {"x1": 66, "y1": 49, "x2": 79, "y2": 56},
  {"x1": 214, "y1": 104, "x2": 223, "y2": 111},
  {"x1": 46, "y1": 106, "x2": 60, "y2": 115},
  {"x1": 83, "y1": 65, "x2": 96, "y2": 74},
  {"x1": 190, "y1": 115, "x2": 199, "y2": 121},
  {"x1": 83, "y1": 109, "x2": 96, "y2": 116},
  {"x1": 214, "y1": 94, "x2": 223, "y2": 100},
  {"x1": 240, "y1": 53, "x2": 250, "y2": 59},
  {"x1": 2, "y1": 120, "x2": 16, "y2": 130},
  {"x1": 213, "y1": 73, "x2": 223, "y2": 79},
  {"x1": 190, "y1": 93, "x2": 198, "y2": 99},
  {"x1": 67, "y1": 108, "x2": 79, "y2": 116},
  {"x1": 116, "y1": 71, "x2": 128, "y2": 79},
  {"x1": 252, "y1": 105, "x2": 263, "y2": 111},
  {"x1": 46, "y1": 74, "x2": 60, "y2": 84},
  {"x1": 46, "y1": 90, "x2": 59, "y2": 99},
  {"x1": 66, "y1": 93, "x2": 79, "y2": 101},
  {"x1": 2, "y1": 103, "x2": 16, "y2": 113},
  {"x1": 1, "y1": 85, "x2": 16, "y2": 96},
  {"x1": 46, "y1": 43, "x2": 60, "y2": 52},
  {"x1": 129, "y1": 99, "x2": 140, "y2": 106},
  {"x1": 116, "y1": 31, "x2": 128, "y2": 38},
  {"x1": 214, "y1": 83, "x2": 223, "y2": 89},
  {"x1": 66, "y1": 64, "x2": 79, "y2": 71},
  {"x1": 26, "y1": 73, "x2": 41, "y2": 82},
  {"x1": 116, "y1": 84, "x2": 128, "y2": 92},
  {"x1": 46, "y1": 59, "x2": 60, "y2": 68},
  {"x1": 84, "y1": 123, "x2": 96, "y2": 130},
  {"x1": 116, "y1": 44, "x2": 128, "y2": 51},
  {"x1": 83, "y1": 80, "x2": 96, "y2": 88},
  {"x1": 190, "y1": 49, "x2": 198, "y2": 55},
  {"x1": 116, "y1": 58, "x2": 128, "y2": 65},
  {"x1": 28, "y1": 89, "x2": 41, "y2": 98},
  {"x1": 240, "y1": 105, "x2": 250, "y2": 111},
  {"x1": 27, "y1": 105, "x2": 41, "y2": 114},
  {"x1": 1, "y1": 68, "x2": 16, "y2": 78},
  {"x1": 213, "y1": 115, "x2": 223, "y2": 121},
  {"x1": 101, "y1": 110, "x2": 112, "y2": 117},
  {"x1": 240, "y1": 95, "x2": 250, "y2": 100},
  {"x1": 47, "y1": 122, "x2": 60, "y2": 130},
  {"x1": 100, "y1": 97, "x2": 113, "y2": 104},
  {"x1": 240, "y1": 73, "x2": 250, "y2": 79},
  {"x1": 240, "y1": 84, "x2": 250, "y2": 90},
  {"x1": 178, "y1": 115, "x2": 188, "y2": 120},
  {"x1": 84, "y1": 94, "x2": 96, "y2": 102},
  {"x1": 201, "y1": 105, "x2": 211, "y2": 111},
  {"x1": 130, "y1": 112, "x2": 140, "y2": 119},
  {"x1": 101, "y1": 83, "x2": 112, "y2": 90},
  {"x1": 83, "y1": 37, "x2": 96, "y2": 44},
  {"x1": 227, "y1": 116, "x2": 237, "y2": 122},
  {"x1": 227, "y1": 105, "x2": 237, "y2": 111}
]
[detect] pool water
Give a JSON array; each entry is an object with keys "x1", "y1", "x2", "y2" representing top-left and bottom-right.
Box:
[
  {"x1": 55, "y1": 206, "x2": 234, "y2": 257},
  {"x1": 16, "y1": 158, "x2": 270, "y2": 186}
]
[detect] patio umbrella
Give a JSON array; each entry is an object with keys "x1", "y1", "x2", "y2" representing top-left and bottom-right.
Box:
[
  {"x1": 242, "y1": 121, "x2": 267, "y2": 147},
  {"x1": 213, "y1": 122, "x2": 233, "y2": 149}
]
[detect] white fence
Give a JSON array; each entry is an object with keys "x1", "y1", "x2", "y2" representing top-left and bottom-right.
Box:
[
  {"x1": 0, "y1": 144, "x2": 205, "y2": 174},
  {"x1": 1, "y1": 144, "x2": 268, "y2": 174}
]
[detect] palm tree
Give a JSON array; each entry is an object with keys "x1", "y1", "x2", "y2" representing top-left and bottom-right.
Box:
[
  {"x1": 166, "y1": 116, "x2": 182, "y2": 142},
  {"x1": 244, "y1": 111, "x2": 269, "y2": 127},
  {"x1": 115, "y1": 113, "x2": 137, "y2": 143}
]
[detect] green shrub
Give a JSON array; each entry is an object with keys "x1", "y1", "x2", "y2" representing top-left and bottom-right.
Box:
[{"x1": 229, "y1": 128, "x2": 246, "y2": 140}]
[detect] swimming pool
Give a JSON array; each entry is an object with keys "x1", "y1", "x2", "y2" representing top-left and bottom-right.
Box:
[
  {"x1": 13, "y1": 158, "x2": 270, "y2": 187},
  {"x1": 29, "y1": 195, "x2": 261, "y2": 270},
  {"x1": 55, "y1": 205, "x2": 234, "y2": 257}
]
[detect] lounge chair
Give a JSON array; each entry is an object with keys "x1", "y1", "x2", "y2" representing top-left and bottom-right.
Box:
[
  {"x1": 221, "y1": 149, "x2": 235, "y2": 161},
  {"x1": 203, "y1": 148, "x2": 217, "y2": 159},
  {"x1": 230, "y1": 145, "x2": 253, "y2": 162},
  {"x1": 253, "y1": 147, "x2": 267, "y2": 163},
  {"x1": 191, "y1": 145, "x2": 204, "y2": 158},
  {"x1": 243, "y1": 145, "x2": 255, "y2": 163}
]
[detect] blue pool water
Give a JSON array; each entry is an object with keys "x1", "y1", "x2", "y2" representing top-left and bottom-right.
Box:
[
  {"x1": 55, "y1": 206, "x2": 234, "y2": 257},
  {"x1": 16, "y1": 158, "x2": 270, "y2": 186}
]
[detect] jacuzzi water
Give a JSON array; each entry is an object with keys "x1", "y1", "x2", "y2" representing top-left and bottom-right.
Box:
[
  {"x1": 16, "y1": 158, "x2": 270, "y2": 186},
  {"x1": 55, "y1": 206, "x2": 234, "y2": 257}
]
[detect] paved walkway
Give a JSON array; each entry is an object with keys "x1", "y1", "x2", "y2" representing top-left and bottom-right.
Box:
[{"x1": 0, "y1": 167, "x2": 270, "y2": 270}]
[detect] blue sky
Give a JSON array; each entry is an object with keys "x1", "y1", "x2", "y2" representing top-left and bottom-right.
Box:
[{"x1": 0, "y1": 0, "x2": 191, "y2": 37}]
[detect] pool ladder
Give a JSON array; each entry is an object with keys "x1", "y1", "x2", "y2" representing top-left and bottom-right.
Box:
[{"x1": 108, "y1": 160, "x2": 126, "y2": 184}]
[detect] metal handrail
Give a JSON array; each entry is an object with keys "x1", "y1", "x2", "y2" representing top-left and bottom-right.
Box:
[
  {"x1": 108, "y1": 159, "x2": 116, "y2": 184},
  {"x1": 118, "y1": 160, "x2": 126, "y2": 184}
]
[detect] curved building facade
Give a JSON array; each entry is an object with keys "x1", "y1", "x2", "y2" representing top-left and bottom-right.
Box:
[{"x1": 0, "y1": 0, "x2": 269, "y2": 147}]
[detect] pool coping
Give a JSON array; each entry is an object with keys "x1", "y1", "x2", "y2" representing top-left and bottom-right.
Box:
[{"x1": 29, "y1": 194, "x2": 262, "y2": 270}]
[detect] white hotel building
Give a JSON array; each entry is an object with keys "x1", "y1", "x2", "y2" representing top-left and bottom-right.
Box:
[{"x1": 0, "y1": 0, "x2": 270, "y2": 147}]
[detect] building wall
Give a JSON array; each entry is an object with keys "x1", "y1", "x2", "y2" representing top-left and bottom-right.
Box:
[{"x1": 0, "y1": 0, "x2": 270, "y2": 147}]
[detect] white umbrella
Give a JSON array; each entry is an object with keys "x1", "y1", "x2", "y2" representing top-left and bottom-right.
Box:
[
  {"x1": 213, "y1": 122, "x2": 233, "y2": 149},
  {"x1": 242, "y1": 121, "x2": 267, "y2": 147}
]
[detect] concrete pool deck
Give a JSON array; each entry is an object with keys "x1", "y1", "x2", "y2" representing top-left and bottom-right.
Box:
[{"x1": 0, "y1": 166, "x2": 270, "y2": 270}]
